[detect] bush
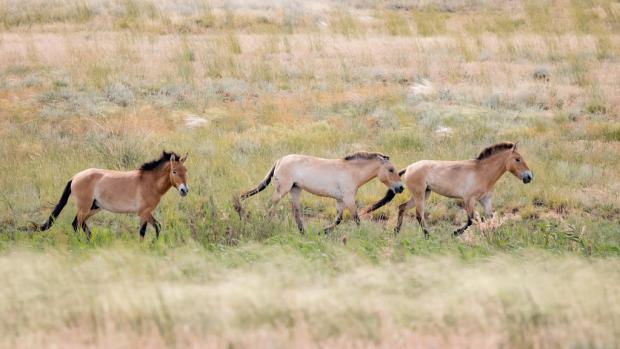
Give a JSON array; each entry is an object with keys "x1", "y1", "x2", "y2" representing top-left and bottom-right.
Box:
[{"x1": 106, "y1": 82, "x2": 134, "y2": 107}]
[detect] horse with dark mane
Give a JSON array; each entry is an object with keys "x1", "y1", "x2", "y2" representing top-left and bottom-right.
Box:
[
  {"x1": 364, "y1": 142, "x2": 533, "y2": 236},
  {"x1": 239, "y1": 152, "x2": 404, "y2": 233},
  {"x1": 37, "y1": 151, "x2": 189, "y2": 239}
]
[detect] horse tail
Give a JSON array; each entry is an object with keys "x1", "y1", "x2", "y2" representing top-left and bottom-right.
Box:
[
  {"x1": 38, "y1": 180, "x2": 72, "y2": 231},
  {"x1": 362, "y1": 189, "x2": 397, "y2": 214},
  {"x1": 240, "y1": 162, "x2": 277, "y2": 200},
  {"x1": 398, "y1": 168, "x2": 407, "y2": 176}
]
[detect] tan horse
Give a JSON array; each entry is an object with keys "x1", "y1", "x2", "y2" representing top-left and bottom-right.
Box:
[
  {"x1": 37, "y1": 151, "x2": 189, "y2": 239},
  {"x1": 364, "y1": 142, "x2": 532, "y2": 236},
  {"x1": 239, "y1": 152, "x2": 404, "y2": 233}
]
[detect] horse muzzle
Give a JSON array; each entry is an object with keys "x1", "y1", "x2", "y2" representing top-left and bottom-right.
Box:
[
  {"x1": 179, "y1": 184, "x2": 189, "y2": 196},
  {"x1": 392, "y1": 183, "x2": 405, "y2": 194},
  {"x1": 521, "y1": 171, "x2": 533, "y2": 184}
]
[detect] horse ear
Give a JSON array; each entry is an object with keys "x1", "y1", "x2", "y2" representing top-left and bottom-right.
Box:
[
  {"x1": 170, "y1": 154, "x2": 176, "y2": 162},
  {"x1": 181, "y1": 153, "x2": 188, "y2": 163},
  {"x1": 513, "y1": 142, "x2": 519, "y2": 152}
]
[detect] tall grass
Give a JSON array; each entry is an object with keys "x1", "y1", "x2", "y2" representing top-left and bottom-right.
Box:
[
  {"x1": 0, "y1": 0, "x2": 619, "y2": 347},
  {"x1": 1, "y1": 248, "x2": 619, "y2": 348}
]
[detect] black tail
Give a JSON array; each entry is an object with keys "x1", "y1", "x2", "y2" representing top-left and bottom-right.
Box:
[
  {"x1": 362, "y1": 189, "x2": 397, "y2": 214},
  {"x1": 240, "y1": 163, "x2": 276, "y2": 200},
  {"x1": 398, "y1": 168, "x2": 407, "y2": 176},
  {"x1": 38, "y1": 180, "x2": 72, "y2": 231}
]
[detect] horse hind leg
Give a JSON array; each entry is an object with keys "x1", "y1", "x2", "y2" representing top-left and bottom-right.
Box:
[
  {"x1": 395, "y1": 197, "x2": 415, "y2": 234},
  {"x1": 402, "y1": 190, "x2": 430, "y2": 238},
  {"x1": 73, "y1": 200, "x2": 100, "y2": 240},
  {"x1": 289, "y1": 186, "x2": 304, "y2": 233},
  {"x1": 268, "y1": 177, "x2": 293, "y2": 217}
]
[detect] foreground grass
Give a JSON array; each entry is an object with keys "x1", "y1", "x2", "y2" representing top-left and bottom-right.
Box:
[{"x1": 2, "y1": 243, "x2": 620, "y2": 348}]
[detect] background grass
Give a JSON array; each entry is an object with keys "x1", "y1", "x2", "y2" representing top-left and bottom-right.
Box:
[{"x1": 0, "y1": 0, "x2": 619, "y2": 347}]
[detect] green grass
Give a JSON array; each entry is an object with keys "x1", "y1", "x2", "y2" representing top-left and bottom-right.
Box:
[{"x1": 0, "y1": 0, "x2": 619, "y2": 347}]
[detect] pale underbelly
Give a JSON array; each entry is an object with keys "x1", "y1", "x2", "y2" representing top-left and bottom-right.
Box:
[
  {"x1": 429, "y1": 185, "x2": 463, "y2": 199},
  {"x1": 299, "y1": 186, "x2": 341, "y2": 199},
  {"x1": 94, "y1": 196, "x2": 139, "y2": 214}
]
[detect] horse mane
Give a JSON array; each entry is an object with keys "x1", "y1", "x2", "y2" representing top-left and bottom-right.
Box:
[
  {"x1": 139, "y1": 151, "x2": 180, "y2": 171},
  {"x1": 343, "y1": 151, "x2": 390, "y2": 161},
  {"x1": 476, "y1": 142, "x2": 515, "y2": 160}
]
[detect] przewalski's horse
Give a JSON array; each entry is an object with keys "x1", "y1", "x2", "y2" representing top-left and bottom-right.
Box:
[
  {"x1": 364, "y1": 142, "x2": 532, "y2": 236},
  {"x1": 239, "y1": 152, "x2": 404, "y2": 233},
  {"x1": 37, "y1": 151, "x2": 189, "y2": 239}
]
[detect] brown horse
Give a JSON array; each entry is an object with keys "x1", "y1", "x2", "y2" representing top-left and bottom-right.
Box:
[
  {"x1": 364, "y1": 142, "x2": 532, "y2": 236},
  {"x1": 239, "y1": 152, "x2": 404, "y2": 233},
  {"x1": 37, "y1": 151, "x2": 189, "y2": 239}
]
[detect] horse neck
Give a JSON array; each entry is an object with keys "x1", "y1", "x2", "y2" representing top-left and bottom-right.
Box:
[
  {"x1": 347, "y1": 160, "x2": 381, "y2": 187},
  {"x1": 477, "y1": 152, "x2": 509, "y2": 188},
  {"x1": 142, "y1": 164, "x2": 172, "y2": 195}
]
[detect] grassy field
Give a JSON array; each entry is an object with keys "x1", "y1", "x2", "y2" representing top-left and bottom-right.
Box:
[{"x1": 1, "y1": 0, "x2": 619, "y2": 347}]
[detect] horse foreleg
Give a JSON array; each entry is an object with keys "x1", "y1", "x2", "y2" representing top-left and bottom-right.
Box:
[
  {"x1": 138, "y1": 212, "x2": 150, "y2": 240},
  {"x1": 479, "y1": 193, "x2": 493, "y2": 221},
  {"x1": 138, "y1": 207, "x2": 161, "y2": 240},
  {"x1": 139, "y1": 221, "x2": 148, "y2": 240},
  {"x1": 145, "y1": 213, "x2": 161, "y2": 239},
  {"x1": 324, "y1": 200, "x2": 344, "y2": 234},
  {"x1": 454, "y1": 197, "x2": 475, "y2": 236},
  {"x1": 289, "y1": 186, "x2": 304, "y2": 233},
  {"x1": 344, "y1": 197, "x2": 360, "y2": 226}
]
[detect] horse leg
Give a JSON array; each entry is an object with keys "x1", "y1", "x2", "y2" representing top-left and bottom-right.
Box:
[
  {"x1": 268, "y1": 178, "x2": 292, "y2": 217},
  {"x1": 75, "y1": 208, "x2": 93, "y2": 240},
  {"x1": 138, "y1": 218, "x2": 148, "y2": 240},
  {"x1": 289, "y1": 186, "x2": 304, "y2": 233},
  {"x1": 81, "y1": 208, "x2": 100, "y2": 239},
  {"x1": 454, "y1": 197, "x2": 476, "y2": 236},
  {"x1": 344, "y1": 196, "x2": 360, "y2": 226},
  {"x1": 413, "y1": 193, "x2": 430, "y2": 238},
  {"x1": 148, "y1": 214, "x2": 161, "y2": 239},
  {"x1": 395, "y1": 197, "x2": 415, "y2": 234},
  {"x1": 324, "y1": 200, "x2": 344, "y2": 234},
  {"x1": 479, "y1": 193, "x2": 493, "y2": 221}
]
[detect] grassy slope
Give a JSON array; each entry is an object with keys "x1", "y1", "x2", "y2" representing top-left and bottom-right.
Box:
[{"x1": 0, "y1": 0, "x2": 619, "y2": 347}]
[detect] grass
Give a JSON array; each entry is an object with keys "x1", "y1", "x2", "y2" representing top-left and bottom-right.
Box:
[{"x1": 0, "y1": 0, "x2": 619, "y2": 347}]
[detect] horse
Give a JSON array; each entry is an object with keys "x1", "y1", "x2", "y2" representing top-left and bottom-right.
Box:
[
  {"x1": 37, "y1": 151, "x2": 189, "y2": 239},
  {"x1": 238, "y1": 152, "x2": 404, "y2": 233},
  {"x1": 363, "y1": 142, "x2": 532, "y2": 236}
]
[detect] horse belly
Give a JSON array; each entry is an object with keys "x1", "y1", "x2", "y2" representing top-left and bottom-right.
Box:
[
  {"x1": 429, "y1": 172, "x2": 475, "y2": 199},
  {"x1": 93, "y1": 185, "x2": 139, "y2": 214},
  {"x1": 295, "y1": 173, "x2": 343, "y2": 199}
]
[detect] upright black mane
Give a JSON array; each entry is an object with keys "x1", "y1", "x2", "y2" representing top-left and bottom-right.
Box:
[
  {"x1": 476, "y1": 142, "x2": 515, "y2": 160},
  {"x1": 344, "y1": 151, "x2": 390, "y2": 161},
  {"x1": 139, "y1": 151, "x2": 180, "y2": 171}
]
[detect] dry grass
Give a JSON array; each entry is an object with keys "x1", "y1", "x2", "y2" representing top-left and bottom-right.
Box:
[
  {"x1": 2, "y1": 248, "x2": 620, "y2": 348},
  {"x1": 1, "y1": 0, "x2": 619, "y2": 347}
]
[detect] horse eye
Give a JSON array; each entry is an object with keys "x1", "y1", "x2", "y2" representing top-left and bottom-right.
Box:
[
  {"x1": 389, "y1": 168, "x2": 394, "y2": 173},
  {"x1": 173, "y1": 171, "x2": 177, "y2": 174},
  {"x1": 516, "y1": 158, "x2": 521, "y2": 162}
]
